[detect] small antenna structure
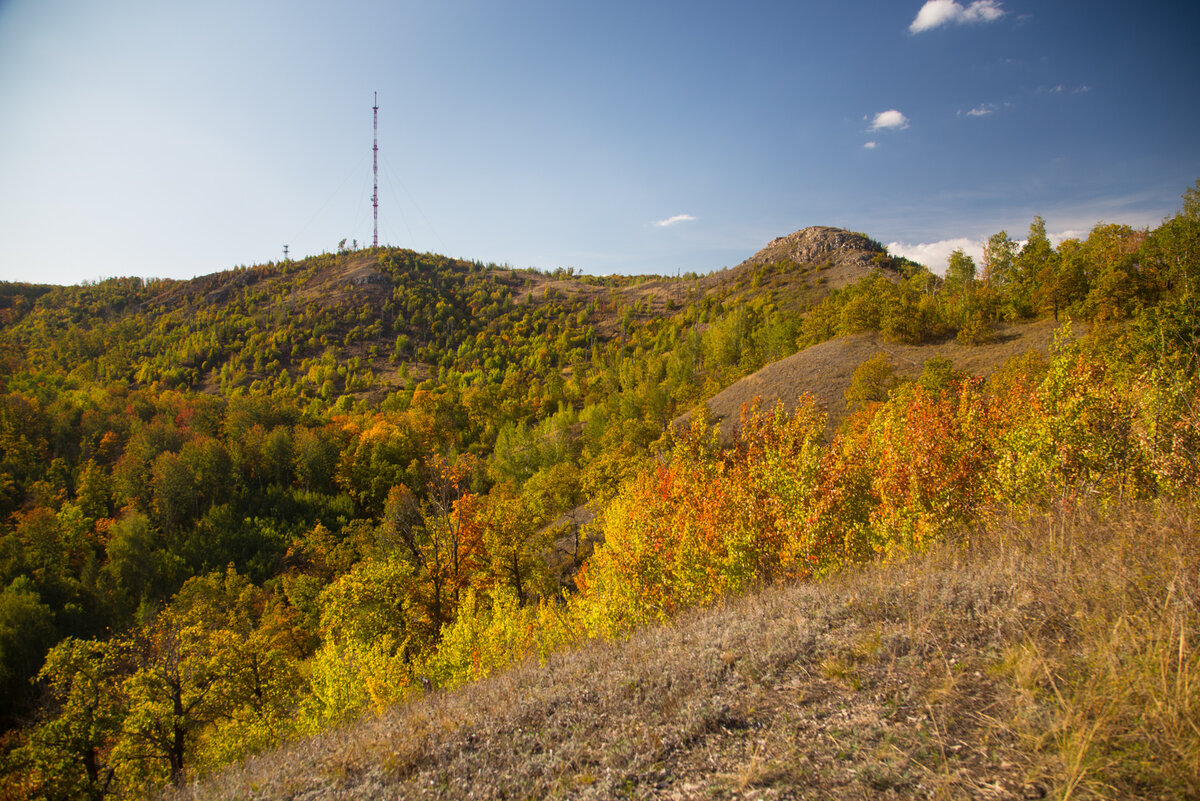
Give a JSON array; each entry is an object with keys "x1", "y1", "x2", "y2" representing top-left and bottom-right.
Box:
[{"x1": 372, "y1": 91, "x2": 379, "y2": 248}]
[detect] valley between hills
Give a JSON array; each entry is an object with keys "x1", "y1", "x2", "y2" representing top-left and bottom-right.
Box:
[{"x1": 1, "y1": 191, "x2": 1198, "y2": 799}]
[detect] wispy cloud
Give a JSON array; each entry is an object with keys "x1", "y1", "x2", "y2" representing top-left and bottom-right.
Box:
[
  {"x1": 869, "y1": 109, "x2": 909, "y2": 131},
  {"x1": 1040, "y1": 84, "x2": 1091, "y2": 95},
  {"x1": 654, "y1": 214, "x2": 696, "y2": 228},
  {"x1": 910, "y1": 0, "x2": 1005, "y2": 33},
  {"x1": 964, "y1": 103, "x2": 996, "y2": 117},
  {"x1": 863, "y1": 141, "x2": 878, "y2": 149}
]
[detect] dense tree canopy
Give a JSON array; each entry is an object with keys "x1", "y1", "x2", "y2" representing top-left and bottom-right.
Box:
[{"x1": 1, "y1": 185, "x2": 1198, "y2": 797}]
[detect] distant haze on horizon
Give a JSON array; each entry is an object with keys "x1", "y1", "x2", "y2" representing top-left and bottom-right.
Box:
[{"x1": 1, "y1": 0, "x2": 1197, "y2": 285}]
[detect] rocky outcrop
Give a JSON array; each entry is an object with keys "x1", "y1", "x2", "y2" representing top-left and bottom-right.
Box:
[{"x1": 736, "y1": 226, "x2": 886, "y2": 272}]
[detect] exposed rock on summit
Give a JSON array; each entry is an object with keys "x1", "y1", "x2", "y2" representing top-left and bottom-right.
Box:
[
  {"x1": 713, "y1": 225, "x2": 899, "y2": 305},
  {"x1": 737, "y1": 226, "x2": 886, "y2": 272}
]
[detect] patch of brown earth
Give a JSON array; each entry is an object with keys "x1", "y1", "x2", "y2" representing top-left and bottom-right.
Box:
[{"x1": 681, "y1": 319, "x2": 1069, "y2": 440}]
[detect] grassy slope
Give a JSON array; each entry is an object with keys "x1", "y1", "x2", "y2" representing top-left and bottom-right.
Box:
[
  {"x1": 168, "y1": 500, "x2": 1199, "y2": 800},
  {"x1": 678, "y1": 318, "x2": 1068, "y2": 440}
]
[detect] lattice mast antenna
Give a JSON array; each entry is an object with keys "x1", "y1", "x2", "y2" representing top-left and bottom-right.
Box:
[{"x1": 372, "y1": 91, "x2": 379, "y2": 248}]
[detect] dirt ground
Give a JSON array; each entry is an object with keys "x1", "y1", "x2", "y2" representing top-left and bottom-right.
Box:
[{"x1": 681, "y1": 319, "x2": 1068, "y2": 440}]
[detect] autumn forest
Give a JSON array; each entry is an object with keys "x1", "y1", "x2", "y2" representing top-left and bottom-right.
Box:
[{"x1": 1, "y1": 183, "x2": 1198, "y2": 799}]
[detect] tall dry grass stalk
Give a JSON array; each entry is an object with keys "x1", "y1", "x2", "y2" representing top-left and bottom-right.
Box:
[
  {"x1": 971, "y1": 500, "x2": 1200, "y2": 800},
  {"x1": 167, "y1": 498, "x2": 1198, "y2": 800}
]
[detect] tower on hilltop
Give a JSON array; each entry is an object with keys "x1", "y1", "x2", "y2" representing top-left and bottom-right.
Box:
[{"x1": 372, "y1": 92, "x2": 379, "y2": 248}]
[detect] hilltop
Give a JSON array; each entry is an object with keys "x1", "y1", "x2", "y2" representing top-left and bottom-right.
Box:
[
  {"x1": 731, "y1": 226, "x2": 894, "y2": 286},
  {"x1": 0, "y1": 225, "x2": 890, "y2": 402}
]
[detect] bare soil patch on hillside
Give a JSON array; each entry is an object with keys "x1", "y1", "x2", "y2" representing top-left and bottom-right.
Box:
[
  {"x1": 287, "y1": 254, "x2": 391, "y2": 308},
  {"x1": 682, "y1": 319, "x2": 1069, "y2": 440}
]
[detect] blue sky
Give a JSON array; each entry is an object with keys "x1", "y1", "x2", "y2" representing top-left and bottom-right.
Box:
[{"x1": 1, "y1": 0, "x2": 1197, "y2": 285}]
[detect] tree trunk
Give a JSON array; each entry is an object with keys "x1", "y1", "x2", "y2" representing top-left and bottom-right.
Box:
[{"x1": 170, "y1": 688, "x2": 186, "y2": 784}]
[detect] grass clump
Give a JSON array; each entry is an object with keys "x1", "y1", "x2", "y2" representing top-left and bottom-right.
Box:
[
  {"x1": 164, "y1": 497, "x2": 1198, "y2": 800},
  {"x1": 983, "y1": 502, "x2": 1200, "y2": 799}
]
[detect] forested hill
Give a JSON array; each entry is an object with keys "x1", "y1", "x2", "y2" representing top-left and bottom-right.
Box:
[
  {"x1": 1, "y1": 189, "x2": 1198, "y2": 799},
  {"x1": 0, "y1": 225, "x2": 900, "y2": 402}
]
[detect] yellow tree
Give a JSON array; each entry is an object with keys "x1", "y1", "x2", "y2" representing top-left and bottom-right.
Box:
[
  {"x1": 844, "y1": 353, "x2": 899, "y2": 413},
  {"x1": 480, "y1": 482, "x2": 552, "y2": 604},
  {"x1": 112, "y1": 569, "x2": 300, "y2": 792},
  {"x1": 378, "y1": 453, "x2": 484, "y2": 636},
  {"x1": 304, "y1": 555, "x2": 417, "y2": 726}
]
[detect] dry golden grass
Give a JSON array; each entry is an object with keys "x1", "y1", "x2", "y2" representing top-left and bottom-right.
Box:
[
  {"x1": 678, "y1": 319, "x2": 1067, "y2": 440},
  {"x1": 166, "y1": 498, "x2": 1198, "y2": 800}
]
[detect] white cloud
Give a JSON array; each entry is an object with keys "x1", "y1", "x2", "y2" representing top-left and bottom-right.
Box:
[
  {"x1": 870, "y1": 109, "x2": 909, "y2": 131},
  {"x1": 863, "y1": 141, "x2": 878, "y2": 149},
  {"x1": 1048, "y1": 228, "x2": 1088, "y2": 246},
  {"x1": 965, "y1": 103, "x2": 996, "y2": 116},
  {"x1": 654, "y1": 214, "x2": 696, "y2": 228},
  {"x1": 1039, "y1": 84, "x2": 1091, "y2": 95},
  {"x1": 887, "y1": 237, "x2": 984, "y2": 275},
  {"x1": 910, "y1": 0, "x2": 1005, "y2": 33},
  {"x1": 888, "y1": 227, "x2": 1087, "y2": 275}
]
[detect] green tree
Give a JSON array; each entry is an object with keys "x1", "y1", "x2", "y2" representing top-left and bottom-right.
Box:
[
  {"x1": 303, "y1": 555, "x2": 417, "y2": 725},
  {"x1": 1013, "y1": 216, "x2": 1055, "y2": 317},
  {"x1": 98, "y1": 511, "x2": 173, "y2": 621},
  {"x1": 292, "y1": 425, "x2": 339, "y2": 493},
  {"x1": 916, "y1": 355, "x2": 964, "y2": 393},
  {"x1": 945, "y1": 248, "x2": 976, "y2": 290},
  {"x1": 178, "y1": 436, "x2": 231, "y2": 511},
  {"x1": 115, "y1": 610, "x2": 223, "y2": 789},
  {"x1": 75, "y1": 459, "x2": 112, "y2": 522},
  {"x1": 845, "y1": 353, "x2": 899, "y2": 413},
  {"x1": 1081, "y1": 223, "x2": 1148, "y2": 322},
  {"x1": 150, "y1": 451, "x2": 199, "y2": 534},
  {"x1": 982, "y1": 230, "x2": 1017, "y2": 296},
  {"x1": 113, "y1": 569, "x2": 296, "y2": 791},
  {"x1": 0, "y1": 393, "x2": 49, "y2": 518},
  {"x1": 481, "y1": 483, "x2": 552, "y2": 604},
  {"x1": 1046, "y1": 237, "x2": 1089, "y2": 320},
  {"x1": 0, "y1": 577, "x2": 57, "y2": 720},
  {"x1": 262, "y1": 426, "x2": 294, "y2": 488},
  {"x1": 22, "y1": 638, "x2": 126, "y2": 801},
  {"x1": 942, "y1": 249, "x2": 978, "y2": 329},
  {"x1": 185, "y1": 570, "x2": 302, "y2": 770},
  {"x1": 377, "y1": 454, "x2": 484, "y2": 637}
]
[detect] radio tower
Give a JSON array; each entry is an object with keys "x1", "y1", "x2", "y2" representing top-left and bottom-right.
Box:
[{"x1": 372, "y1": 92, "x2": 379, "y2": 248}]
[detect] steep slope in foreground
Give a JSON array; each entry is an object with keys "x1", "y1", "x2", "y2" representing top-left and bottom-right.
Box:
[{"x1": 169, "y1": 501, "x2": 1199, "y2": 801}]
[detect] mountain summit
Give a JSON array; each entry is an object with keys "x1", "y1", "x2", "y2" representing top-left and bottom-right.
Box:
[
  {"x1": 709, "y1": 226, "x2": 900, "y2": 314},
  {"x1": 737, "y1": 226, "x2": 886, "y2": 272}
]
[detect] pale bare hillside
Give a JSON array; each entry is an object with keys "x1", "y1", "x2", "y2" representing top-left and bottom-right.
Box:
[{"x1": 680, "y1": 318, "x2": 1069, "y2": 440}]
